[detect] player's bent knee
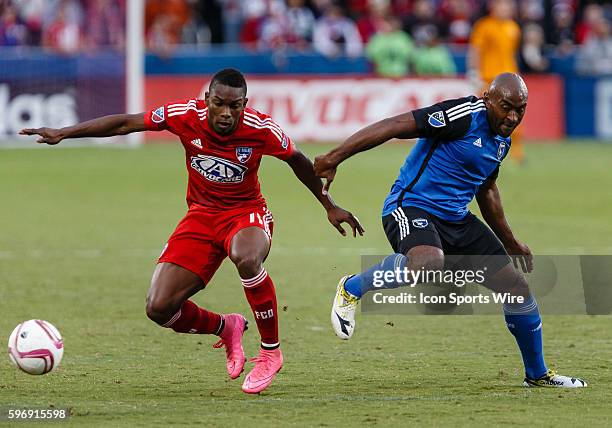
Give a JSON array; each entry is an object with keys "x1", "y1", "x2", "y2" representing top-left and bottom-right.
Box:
[
  {"x1": 487, "y1": 264, "x2": 531, "y2": 297},
  {"x1": 145, "y1": 297, "x2": 178, "y2": 326},
  {"x1": 407, "y1": 246, "x2": 445, "y2": 272},
  {"x1": 146, "y1": 262, "x2": 202, "y2": 326},
  {"x1": 509, "y1": 273, "x2": 531, "y2": 298},
  {"x1": 232, "y1": 254, "x2": 263, "y2": 279},
  {"x1": 421, "y1": 256, "x2": 445, "y2": 272}
]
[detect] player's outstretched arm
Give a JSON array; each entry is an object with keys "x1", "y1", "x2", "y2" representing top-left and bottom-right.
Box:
[
  {"x1": 285, "y1": 149, "x2": 365, "y2": 237},
  {"x1": 476, "y1": 178, "x2": 533, "y2": 273},
  {"x1": 314, "y1": 112, "x2": 418, "y2": 193},
  {"x1": 20, "y1": 113, "x2": 147, "y2": 145}
]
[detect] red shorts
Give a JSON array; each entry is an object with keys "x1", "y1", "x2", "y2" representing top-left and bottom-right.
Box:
[{"x1": 158, "y1": 204, "x2": 274, "y2": 284}]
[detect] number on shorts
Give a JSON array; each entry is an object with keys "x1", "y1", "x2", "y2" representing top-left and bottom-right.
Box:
[{"x1": 249, "y1": 212, "x2": 264, "y2": 225}]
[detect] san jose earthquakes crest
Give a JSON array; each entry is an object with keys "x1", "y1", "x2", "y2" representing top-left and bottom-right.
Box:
[
  {"x1": 236, "y1": 147, "x2": 253, "y2": 163},
  {"x1": 497, "y1": 141, "x2": 507, "y2": 160},
  {"x1": 412, "y1": 218, "x2": 428, "y2": 228},
  {"x1": 428, "y1": 111, "x2": 446, "y2": 128}
]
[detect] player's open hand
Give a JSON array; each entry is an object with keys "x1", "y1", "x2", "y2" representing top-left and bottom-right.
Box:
[
  {"x1": 314, "y1": 155, "x2": 337, "y2": 195},
  {"x1": 327, "y1": 206, "x2": 365, "y2": 237},
  {"x1": 505, "y1": 240, "x2": 533, "y2": 273},
  {"x1": 19, "y1": 127, "x2": 63, "y2": 145}
]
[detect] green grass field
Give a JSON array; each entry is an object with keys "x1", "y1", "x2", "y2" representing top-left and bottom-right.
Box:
[{"x1": 1, "y1": 141, "x2": 611, "y2": 427}]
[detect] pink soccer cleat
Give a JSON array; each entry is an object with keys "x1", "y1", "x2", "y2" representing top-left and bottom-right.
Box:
[
  {"x1": 241, "y1": 347, "x2": 283, "y2": 394},
  {"x1": 213, "y1": 314, "x2": 248, "y2": 379}
]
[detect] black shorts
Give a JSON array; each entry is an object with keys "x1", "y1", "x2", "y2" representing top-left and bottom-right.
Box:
[{"x1": 382, "y1": 206, "x2": 510, "y2": 272}]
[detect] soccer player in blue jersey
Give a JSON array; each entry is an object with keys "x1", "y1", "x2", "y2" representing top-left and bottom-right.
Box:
[{"x1": 314, "y1": 73, "x2": 586, "y2": 388}]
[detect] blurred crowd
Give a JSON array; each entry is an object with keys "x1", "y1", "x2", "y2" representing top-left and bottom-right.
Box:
[
  {"x1": 0, "y1": 0, "x2": 125, "y2": 52},
  {"x1": 2, "y1": 0, "x2": 612, "y2": 75}
]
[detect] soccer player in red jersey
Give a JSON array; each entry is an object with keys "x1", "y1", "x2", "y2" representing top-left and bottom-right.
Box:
[{"x1": 20, "y1": 68, "x2": 364, "y2": 394}]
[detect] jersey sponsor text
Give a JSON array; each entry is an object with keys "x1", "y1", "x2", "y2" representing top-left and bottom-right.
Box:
[{"x1": 190, "y1": 155, "x2": 248, "y2": 183}]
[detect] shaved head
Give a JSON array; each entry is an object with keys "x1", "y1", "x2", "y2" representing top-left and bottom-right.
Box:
[
  {"x1": 488, "y1": 73, "x2": 528, "y2": 103},
  {"x1": 483, "y1": 73, "x2": 528, "y2": 137}
]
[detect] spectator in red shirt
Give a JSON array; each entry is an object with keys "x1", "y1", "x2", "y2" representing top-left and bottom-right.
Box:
[
  {"x1": 391, "y1": 0, "x2": 415, "y2": 17},
  {"x1": 439, "y1": 0, "x2": 474, "y2": 44},
  {"x1": 347, "y1": 0, "x2": 370, "y2": 15},
  {"x1": 10, "y1": 0, "x2": 44, "y2": 45},
  {"x1": 42, "y1": 0, "x2": 82, "y2": 53},
  {"x1": 356, "y1": 0, "x2": 389, "y2": 43},
  {"x1": 576, "y1": 3, "x2": 603, "y2": 44},
  {"x1": 239, "y1": 1, "x2": 268, "y2": 48}
]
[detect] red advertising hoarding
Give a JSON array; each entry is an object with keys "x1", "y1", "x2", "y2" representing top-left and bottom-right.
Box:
[{"x1": 145, "y1": 75, "x2": 564, "y2": 141}]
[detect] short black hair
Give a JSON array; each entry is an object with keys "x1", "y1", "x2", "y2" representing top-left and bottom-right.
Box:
[{"x1": 209, "y1": 68, "x2": 247, "y2": 96}]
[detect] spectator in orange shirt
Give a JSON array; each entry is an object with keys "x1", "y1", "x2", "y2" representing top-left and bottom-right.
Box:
[
  {"x1": 145, "y1": 0, "x2": 191, "y2": 51},
  {"x1": 469, "y1": 0, "x2": 520, "y2": 85},
  {"x1": 468, "y1": 0, "x2": 525, "y2": 164}
]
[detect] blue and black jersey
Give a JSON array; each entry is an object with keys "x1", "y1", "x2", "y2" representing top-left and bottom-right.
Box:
[{"x1": 382, "y1": 96, "x2": 511, "y2": 222}]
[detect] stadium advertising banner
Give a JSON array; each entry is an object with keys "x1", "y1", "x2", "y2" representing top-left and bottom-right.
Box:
[
  {"x1": 0, "y1": 81, "x2": 124, "y2": 141},
  {"x1": 0, "y1": 53, "x2": 125, "y2": 144},
  {"x1": 146, "y1": 75, "x2": 564, "y2": 141},
  {"x1": 0, "y1": 82, "x2": 78, "y2": 139}
]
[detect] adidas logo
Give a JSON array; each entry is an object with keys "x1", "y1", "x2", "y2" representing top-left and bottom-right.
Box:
[
  {"x1": 473, "y1": 138, "x2": 482, "y2": 147},
  {"x1": 191, "y1": 138, "x2": 202, "y2": 148}
]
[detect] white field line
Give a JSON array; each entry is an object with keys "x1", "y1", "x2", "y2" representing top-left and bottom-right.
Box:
[
  {"x1": 1, "y1": 246, "x2": 611, "y2": 260},
  {"x1": 0, "y1": 246, "x2": 390, "y2": 260}
]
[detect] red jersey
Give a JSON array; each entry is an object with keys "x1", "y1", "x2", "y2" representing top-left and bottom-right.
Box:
[{"x1": 144, "y1": 99, "x2": 295, "y2": 210}]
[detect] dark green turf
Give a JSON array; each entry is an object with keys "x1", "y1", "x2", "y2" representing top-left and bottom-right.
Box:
[{"x1": 1, "y1": 142, "x2": 611, "y2": 426}]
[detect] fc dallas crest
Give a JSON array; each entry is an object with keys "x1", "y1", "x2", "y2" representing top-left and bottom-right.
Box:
[{"x1": 236, "y1": 147, "x2": 252, "y2": 163}]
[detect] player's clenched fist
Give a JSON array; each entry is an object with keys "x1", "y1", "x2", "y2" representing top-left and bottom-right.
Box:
[{"x1": 20, "y1": 128, "x2": 63, "y2": 145}]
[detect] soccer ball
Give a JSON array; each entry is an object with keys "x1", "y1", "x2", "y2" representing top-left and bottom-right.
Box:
[{"x1": 7, "y1": 320, "x2": 64, "y2": 375}]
